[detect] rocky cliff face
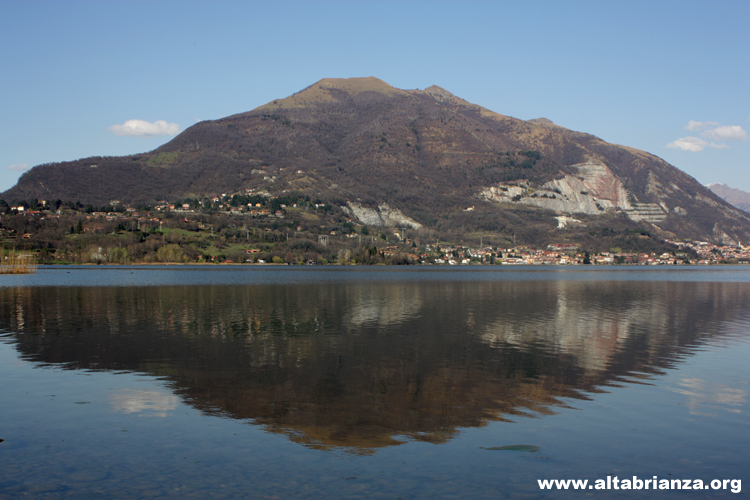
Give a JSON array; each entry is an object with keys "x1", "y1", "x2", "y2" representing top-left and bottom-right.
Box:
[
  {"x1": 479, "y1": 160, "x2": 637, "y2": 216},
  {"x1": 343, "y1": 202, "x2": 422, "y2": 229},
  {"x1": 4, "y1": 77, "x2": 750, "y2": 244}
]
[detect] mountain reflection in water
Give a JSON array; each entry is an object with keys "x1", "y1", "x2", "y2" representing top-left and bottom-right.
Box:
[{"x1": 2, "y1": 279, "x2": 747, "y2": 453}]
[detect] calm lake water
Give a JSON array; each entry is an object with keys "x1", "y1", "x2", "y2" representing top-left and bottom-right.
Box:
[{"x1": 1, "y1": 266, "x2": 748, "y2": 499}]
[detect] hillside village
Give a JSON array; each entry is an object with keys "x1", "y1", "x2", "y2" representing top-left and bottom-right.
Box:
[{"x1": 3, "y1": 191, "x2": 749, "y2": 266}]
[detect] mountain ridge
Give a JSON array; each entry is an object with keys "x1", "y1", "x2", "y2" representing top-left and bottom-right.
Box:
[
  {"x1": 707, "y1": 183, "x2": 750, "y2": 213},
  {"x1": 4, "y1": 77, "x2": 750, "y2": 245}
]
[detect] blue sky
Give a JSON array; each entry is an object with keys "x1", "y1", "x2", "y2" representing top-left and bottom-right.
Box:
[{"x1": 2, "y1": 0, "x2": 748, "y2": 194}]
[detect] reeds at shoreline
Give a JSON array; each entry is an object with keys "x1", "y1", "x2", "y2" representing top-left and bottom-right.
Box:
[{"x1": 0, "y1": 251, "x2": 37, "y2": 274}]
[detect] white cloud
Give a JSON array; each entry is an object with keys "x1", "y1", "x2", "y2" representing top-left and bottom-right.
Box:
[
  {"x1": 685, "y1": 120, "x2": 719, "y2": 131},
  {"x1": 666, "y1": 137, "x2": 730, "y2": 152},
  {"x1": 702, "y1": 125, "x2": 747, "y2": 142},
  {"x1": 8, "y1": 163, "x2": 30, "y2": 171},
  {"x1": 667, "y1": 137, "x2": 709, "y2": 152},
  {"x1": 668, "y1": 121, "x2": 748, "y2": 152},
  {"x1": 109, "y1": 119, "x2": 180, "y2": 137}
]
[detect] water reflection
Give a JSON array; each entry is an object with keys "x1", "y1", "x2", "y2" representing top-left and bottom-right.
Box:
[
  {"x1": 109, "y1": 388, "x2": 179, "y2": 417},
  {"x1": 673, "y1": 377, "x2": 747, "y2": 416},
  {"x1": 1, "y1": 279, "x2": 748, "y2": 452}
]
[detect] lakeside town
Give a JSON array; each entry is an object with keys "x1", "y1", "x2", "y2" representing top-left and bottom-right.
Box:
[
  {"x1": 2, "y1": 194, "x2": 750, "y2": 267},
  {"x1": 423, "y1": 240, "x2": 750, "y2": 266}
]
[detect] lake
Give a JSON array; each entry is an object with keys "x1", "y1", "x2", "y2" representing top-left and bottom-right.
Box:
[{"x1": 1, "y1": 266, "x2": 748, "y2": 499}]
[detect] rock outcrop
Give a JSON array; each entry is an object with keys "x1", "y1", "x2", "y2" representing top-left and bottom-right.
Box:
[
  {"x1": 479, "y1": 160, "x2": 642, "y2": 217},
  {"x1": 343, "y1": 202, "x2": 423, "y2": 229}
]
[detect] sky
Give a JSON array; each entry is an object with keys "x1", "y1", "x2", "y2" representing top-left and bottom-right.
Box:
[{"x1": 2, "y1": 0, "x2": 749, "y2": 194}]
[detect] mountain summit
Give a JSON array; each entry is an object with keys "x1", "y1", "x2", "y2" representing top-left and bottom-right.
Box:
[{"x1": 5, "y1": 77, "x2": 750, "y2": 245}]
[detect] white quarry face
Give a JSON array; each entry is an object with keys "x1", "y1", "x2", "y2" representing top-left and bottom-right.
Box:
[{"x1": 477, "y1": 160, "x2": 667, "y2": 223}]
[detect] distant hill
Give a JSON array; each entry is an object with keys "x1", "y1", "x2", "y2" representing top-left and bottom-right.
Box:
[
  {"x1": 707, "y1": 183, "x2": 750, "y2": 213},
  {"x1": 4, "y1": 76, "x2": 750, "y2": 245}
]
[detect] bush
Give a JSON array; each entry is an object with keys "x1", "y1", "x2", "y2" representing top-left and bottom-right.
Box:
[{"x1": 156, "y1": 244, "x2": 187, "y2": 263}]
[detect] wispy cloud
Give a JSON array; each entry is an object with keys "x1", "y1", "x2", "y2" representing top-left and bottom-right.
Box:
[
  {"x1": 109, "y1": 119, "x2": 180, "y2": 137},
  {"x1": 667, "y1": 121, "x2": 747, "y2": 152},
  {"x1": 8, "y1": 163, "x2": 30, "y2": 172},
  {"x1": 667, "y1": 137, "x2": 711, "y2": 152},
  {"x1": 685, "y1": 120, "x2": 719, "y2": 132},
  {"x1": 702, "y1": 125, "x2": 747, "y2": 142}
]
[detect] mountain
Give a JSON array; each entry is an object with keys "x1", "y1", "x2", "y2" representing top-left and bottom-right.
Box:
[
  {"x1": 5, "y1": 76, "x2": 750, "y2": 245},
  {"x1": 707, "y1": 183, "x2": 750, "y2": 213}
]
